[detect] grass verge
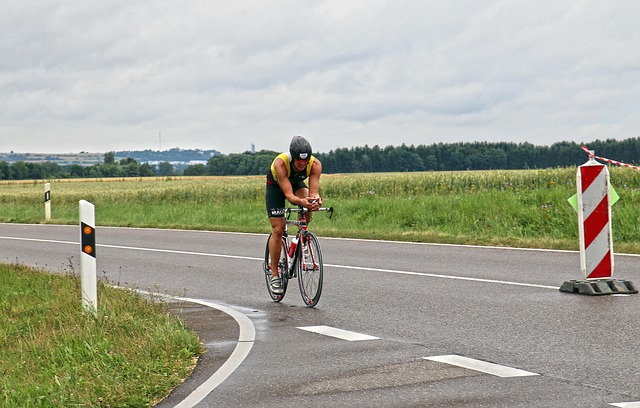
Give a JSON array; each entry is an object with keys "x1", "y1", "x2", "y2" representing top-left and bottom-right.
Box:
[{"x1": 0, "y1": 263, "x2": 202, "y2": 407}]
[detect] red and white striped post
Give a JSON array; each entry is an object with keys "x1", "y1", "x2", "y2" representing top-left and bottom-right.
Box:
[
  {"x1": 560, "y1": 147, "x2": 637, "y2": 295},
  {"x1": 576, "y1": 153, "x2": 613, "y2": 279}
]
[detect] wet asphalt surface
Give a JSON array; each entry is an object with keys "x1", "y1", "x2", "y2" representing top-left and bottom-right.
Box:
[{"x1": 155, "y1": 302, "x2": 238, "y2": 407}]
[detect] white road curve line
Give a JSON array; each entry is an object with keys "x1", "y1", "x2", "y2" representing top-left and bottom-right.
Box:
[
  {"x1": 134, "y1": 290, "x2": 256, "y2": 408},
  {"x1": 298, "y1": 325, "x2": 380, "y2": 341},
  {"x1": 424, "y1": 355, "x2": 539, "y2": 378},
  {"x1": 0, "y1": 236, "x2": 557, "y2": 290},
  {"x1": 611, "y1": 402, "x2": 640, "y2": 407}
]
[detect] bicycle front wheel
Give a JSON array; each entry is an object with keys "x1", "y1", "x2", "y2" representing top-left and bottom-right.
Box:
[
  {"x1": 264, "y1": 234, "x2": 289, "y2": 302},
  {"x1": 297, "y1": 231, "x2": 323, "y2": 307}
]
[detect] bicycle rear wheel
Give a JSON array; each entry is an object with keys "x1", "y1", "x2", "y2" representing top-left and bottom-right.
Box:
[
  {"x1": 297, "y1": 231, "x2": 323, "y2": 307},
  {"x1": 264, "y1": 234, "x2": 289, "y2": 302}
]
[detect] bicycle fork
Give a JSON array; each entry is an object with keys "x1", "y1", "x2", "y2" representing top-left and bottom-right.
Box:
[{"x1": 294, "y1": 233, "x2": 319, "y2": 273}]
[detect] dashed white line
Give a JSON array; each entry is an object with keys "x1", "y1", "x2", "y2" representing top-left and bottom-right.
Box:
[
  {"x1": 298, "y1": 325, "x2": 380, "y2": 341},
  {"x1": 611, "y1": 402, "x2": 640, "y2": 407},
  {"x1": 424, "y1": 355, "x2": 539, "y2": 378}
]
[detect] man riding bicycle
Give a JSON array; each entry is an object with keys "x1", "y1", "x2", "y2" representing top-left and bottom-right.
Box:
[{"x1": 266, "y1": 136, "x2": 322, "y2": 294}]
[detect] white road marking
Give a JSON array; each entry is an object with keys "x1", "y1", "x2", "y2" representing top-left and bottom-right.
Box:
[
  {"x1": 326, "y1": 263, "x2": 559, "y2": 290},
  {"x1": 424, "y1": 355, "x2": 539, "y2": 378},
  {"x1": 298, "y1": 325, "x2": 380, "y2": 341},
  {"x1": 0, "y1": 236, "x2": 559, "y2": 290},
  {"x1": 0, "y1": 236, "x2": 259, "y2": 260},
  {"x1": 133, "y1": 290, "x2": 255, "y2": 408},
  {"x1": 611, "y1": 402, "x2": 640, "y2": 407}
]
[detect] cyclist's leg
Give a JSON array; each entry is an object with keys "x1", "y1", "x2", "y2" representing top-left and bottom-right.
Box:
[
  {"x1": 293, "y1": 182, "x2": 309, "y2": 201},
  {"x1": 266, "y1": 181, "x2": 286, "y2": 278},
  {"x1": 268, "y1": 217, "x2": 285, "y2": 277},
  {"x1": 265, "y1": 227, "x2": 287, "y2": 298},
  {"x1": 293, "y1": 182, "x2": 313, "y2": 222}
]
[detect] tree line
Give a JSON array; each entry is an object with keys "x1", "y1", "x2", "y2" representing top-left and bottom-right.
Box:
[
  {"x1": 198, "y1": 138, "x2": 640, "y2": 176},
  {"x1": 1, "y1": 138, "x2": 639, "y2": 180}
]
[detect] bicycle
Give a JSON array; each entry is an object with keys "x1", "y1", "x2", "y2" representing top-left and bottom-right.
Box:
[{"x1": 263, "y1": 204, "x2": 333, "y2": 307}]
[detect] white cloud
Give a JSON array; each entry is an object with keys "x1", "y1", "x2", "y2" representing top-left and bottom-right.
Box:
[{"x1": 1, "y1": 0, "x2": 640, "y2": 154}]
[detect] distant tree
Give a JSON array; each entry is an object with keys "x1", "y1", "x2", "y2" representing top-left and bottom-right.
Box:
[
  {"x1": 99, "y1": 164, "x2": 121, "y2": 177},
  {"x1": 26, "y1": 163, "x2": 45, "y2": 179},
  {"x1": 119, "y1": 157, "x2": 137, "y2": 166},
  {"x1": 139, "y1": 163, "x2": 157, "y2": 177},
  {"x1": 84, "y1": 166, "x2": 102, "y2": 178},
  {"x1": 0, "y1": 162, "x2": 10, "y2": 180},
  {"x1": 158, "y1": 161, "x2": 175, "y2": 176},
  {"x1": 40, "y1": 162, "x2": 62, "y2": 178},
  {"x1": 423, "y1": 155, "x2": 438, "y2": 170},
  {"x1": 68, "y1": 164, "x2": 86, "y2": 178},
  {"x1": 123, "y1": 162, "x2": 139, "y2": 177},
  {"x1": 183, "y1": 164, "x2": 206, "y2": 176},
  {"x1": 387, "y1": 145, "x2": 424, "y2": 172},
  {"x1": 104, "y1": 152, "x2": 115, "y2": 165},
  {"x1": 11, "y1": 161, "x2": 28, "y2": 179}
]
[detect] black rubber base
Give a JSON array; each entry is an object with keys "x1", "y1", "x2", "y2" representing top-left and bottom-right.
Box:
[{"x1": 559, "y1": 279, "x2": 638, "y2": 295}]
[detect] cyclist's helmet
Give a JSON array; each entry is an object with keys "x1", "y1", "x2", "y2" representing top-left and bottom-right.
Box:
[{"x1": 289, "y1": 136, "x2": 312, "y2": 160}]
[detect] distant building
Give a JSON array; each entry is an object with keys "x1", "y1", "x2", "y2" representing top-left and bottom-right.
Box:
[
  {"x1": 0, "y1": 152, "x2": 102, "y2": 166},
  {"x1": 0, "y1": 148, "x2": 221, "y2": 167}
]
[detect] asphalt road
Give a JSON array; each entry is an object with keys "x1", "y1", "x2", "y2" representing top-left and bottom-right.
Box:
[{"x1": 2, "y1": 223, "x2": 640, "y2": 408}]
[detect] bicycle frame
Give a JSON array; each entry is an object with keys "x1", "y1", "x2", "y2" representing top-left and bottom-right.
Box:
[
  {"x1": 283, "y1": 206, "x2": 332, "y2": 275},
  {"x1": 283, "y1": 209, "x2": 308, "y2": 276},
  {"x1": 263, "y1": 205, "x2": 333, "y2": 307}
]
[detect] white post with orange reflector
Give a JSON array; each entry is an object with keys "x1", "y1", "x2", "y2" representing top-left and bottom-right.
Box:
[
  {"x1": 79, "y1": 200, "x2": 97, "y2": 314},
  {"x1": 44, "y1": 183, "x2": 51, "y2": 221}
]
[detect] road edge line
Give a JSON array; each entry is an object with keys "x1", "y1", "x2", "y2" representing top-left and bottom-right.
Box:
[{"x1": 130, "y1": 289, "x2": 256, "y2": 408}]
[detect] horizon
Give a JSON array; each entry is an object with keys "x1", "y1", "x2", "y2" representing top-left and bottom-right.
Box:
[{"x1": 0, "y1": 137, "x2": 626, "y2": 156}]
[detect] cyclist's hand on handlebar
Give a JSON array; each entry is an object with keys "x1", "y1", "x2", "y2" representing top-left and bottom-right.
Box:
[{"x1": 303, "y1": 196, "x2": 322, "y2": 211}]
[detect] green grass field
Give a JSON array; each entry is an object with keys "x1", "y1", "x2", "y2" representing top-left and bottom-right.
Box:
[{"x1": 1, "y1": 168, "x2": 640, "y2": 252}]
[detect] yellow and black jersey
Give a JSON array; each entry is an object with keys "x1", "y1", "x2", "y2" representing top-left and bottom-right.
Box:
[{"x1": 266, "y1": 153, "x2": 316, "y2": 185}]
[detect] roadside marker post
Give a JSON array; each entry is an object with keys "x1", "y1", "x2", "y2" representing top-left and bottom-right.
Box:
[
  {"x1": 561, "y1": 148, "x2": 637, "y2": 295},
  {"x1": 79, "y1": 200, "x2": 98, "y2": 314},
  {"x1": 44, "y1": 183, "x2": 51, "y2": 221}
]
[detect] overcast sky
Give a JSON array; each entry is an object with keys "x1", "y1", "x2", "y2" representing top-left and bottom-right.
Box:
[{"x1": 2, "y1": 1, "x2": 639, "y2": 155}]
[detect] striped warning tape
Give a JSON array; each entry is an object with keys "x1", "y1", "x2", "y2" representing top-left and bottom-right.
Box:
[{"x1": 582, "y1": 145, "x2": 640, "y2": 171}]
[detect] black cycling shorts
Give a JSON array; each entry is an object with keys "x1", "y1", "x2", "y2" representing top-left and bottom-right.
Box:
[{"x1": 266, "y1": 180, "x2": 307, "y2": 218}]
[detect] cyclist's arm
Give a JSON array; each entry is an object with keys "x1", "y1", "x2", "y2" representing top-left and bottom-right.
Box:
[
  {"x1": 274, "y1": 158, "x2": 306, "y2": 207},
  {"x1": 308, "y1": 159, "x2": 322, "y2": 206}
]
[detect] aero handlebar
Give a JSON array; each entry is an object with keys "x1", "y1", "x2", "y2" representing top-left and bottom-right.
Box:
[{"x1": 286, "y1": 206, "x2": 334, "y2": 219}]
